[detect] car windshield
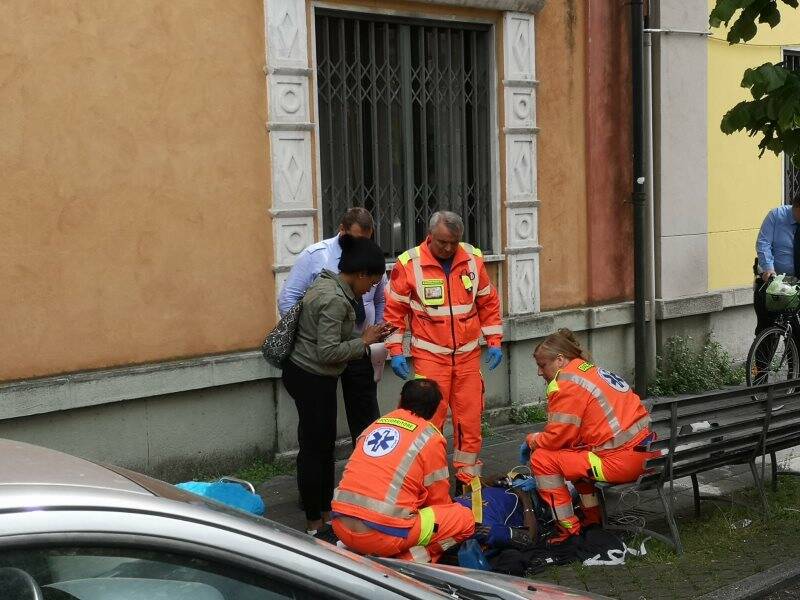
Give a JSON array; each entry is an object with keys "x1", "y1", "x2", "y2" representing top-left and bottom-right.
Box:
[{"x1": 372, "y1": 559, "x2": 508, "y2": 600}]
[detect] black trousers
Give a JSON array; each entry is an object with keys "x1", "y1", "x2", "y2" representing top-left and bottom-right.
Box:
[
  {"x1": 281, "y1": 356, "x2": 379, "y2": 522},
  {"x1": 340, "y1": 354, "x2": 380, "y2": 446},
  {"x1": 753, "y1": 277, "x2": 774, "y2": 336},
  {"x1": 282, "y1": 359, "x2": 338, "y2": 522}
]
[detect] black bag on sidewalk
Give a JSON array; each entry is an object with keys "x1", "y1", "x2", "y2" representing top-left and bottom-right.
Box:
[{"x1": 261, "y1": 299, "x2": 303, "y2": 368}]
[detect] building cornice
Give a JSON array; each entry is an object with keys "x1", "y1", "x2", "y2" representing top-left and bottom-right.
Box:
[{"x1": 403, "y1": 0, "x2": 546, "y2": 13}]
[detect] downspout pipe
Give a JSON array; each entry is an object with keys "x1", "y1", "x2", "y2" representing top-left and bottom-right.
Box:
[
  {"x1": 644, "y1": 19, "x2": 657, "y2": 379},
  {"x1": 630, "y1": 0, "x2": 649, "y2": 395}
]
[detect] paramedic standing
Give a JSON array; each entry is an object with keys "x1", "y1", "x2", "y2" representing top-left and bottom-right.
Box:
[
  {"x1": 331, "y1": 379, "x2": 475, "y2": 563},
  {"x1": 384, "y1": 211, "x2": 503, "y2": 484},
  {"x1": 522, "y1": 329, "x2": 655, "y2": 544},
  {"x1": 278, "y1": 207, "x2": 387, "y2": 445}
]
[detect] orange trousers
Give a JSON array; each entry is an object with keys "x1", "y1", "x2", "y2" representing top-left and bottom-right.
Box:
[
  {"x1": 531, "y1": 431, "x2": 656, "y2": 537},
  {"x1": 413, "y1": 354, "x2": 484, "y2": 483},
  {"x1": 331, "y1": 503, "x2": 475, "y2": 563}
]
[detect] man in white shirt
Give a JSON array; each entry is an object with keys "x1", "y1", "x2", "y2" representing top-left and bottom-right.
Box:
[{"x1": 278, "y1": 208, "x2": 387, "y2": 444}]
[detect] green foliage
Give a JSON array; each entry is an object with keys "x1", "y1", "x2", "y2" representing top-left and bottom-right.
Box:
[
  {"x1": 711, "y1": 0, "x2": 800, "y2": 167},
  {"x1": 647, "y1": 335, "x2": 745, "y2": 397},
  {"x1": 720, "y1": 64, "x2": 800, "y2": 163},
  {"x1": 188, "y1": 456, "x2": 295, "y2": 486},
  {"x1": 509, "y1": 403, "x2": 547, "y2": 424}
]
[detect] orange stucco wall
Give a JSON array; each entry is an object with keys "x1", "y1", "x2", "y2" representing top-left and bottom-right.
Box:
[
  {"x1": 536, "y1": 0, "x2": 589, "y2": 310},
  {"x1": 0, "y1": 1, "x2": 272, "y2": 381}
]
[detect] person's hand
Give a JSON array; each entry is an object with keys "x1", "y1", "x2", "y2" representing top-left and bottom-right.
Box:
[
  {"x1": 361, "y1": 324, "x2": 385, "y2": 345},
  {"x1": 762, "y1": 270, "x2": 776, "y2": 283},
  {"x1": 525, "y1": 432, "x2": 538, "y2": 450},
  {"x1": 377, "y1": 323, "x2": 397, "y2": 341},
  {"x1": 390, "y1": 356, "x2": 410, "y2": 379},
  {"x1": 518, "y1": 441, "x2": 532, "y2": 465},
  {"x1": 484, "y1": 346, "x2": 503, "y2": 370}
]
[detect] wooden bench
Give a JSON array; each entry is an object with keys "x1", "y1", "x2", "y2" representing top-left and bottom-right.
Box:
[{"x1": 593, "y1": 378, "x2": 800, "y2": 555}]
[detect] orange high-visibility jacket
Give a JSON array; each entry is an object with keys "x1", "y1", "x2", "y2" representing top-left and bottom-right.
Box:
[
  {"x1": 384, "y1": 240, "x2": 502, "y2": 362},
  {"x1": 532, "y1": 359, "x2": 651, "y2": 452},
  {"x1": 332, "y1": 408, "x2": 451, "y2": 527}
]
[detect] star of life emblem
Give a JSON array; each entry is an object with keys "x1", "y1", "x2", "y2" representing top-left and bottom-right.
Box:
[
  {"x1": 363, "y1": 426, "x2": 400, "y2": 457},
  {"x1": 598, "y1": 368, "x2": 630, "y2": 393}
]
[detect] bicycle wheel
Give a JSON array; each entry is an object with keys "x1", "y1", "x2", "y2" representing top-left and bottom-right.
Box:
[{"x1": 746, "y1": 326, "x2": 800, "y2": 386}]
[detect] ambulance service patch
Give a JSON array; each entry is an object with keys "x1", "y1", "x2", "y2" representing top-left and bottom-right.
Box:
[
  {"x1": 597, "y1": 368, "x2": 630, "y2": 393},
  {"x1": 363, "y1": 427, "x2": 400, "y2": 457}
]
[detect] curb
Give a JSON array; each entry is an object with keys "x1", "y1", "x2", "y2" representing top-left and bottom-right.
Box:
[{"x1": 698, "y1": 560, "x2": 800, "y2": 600}]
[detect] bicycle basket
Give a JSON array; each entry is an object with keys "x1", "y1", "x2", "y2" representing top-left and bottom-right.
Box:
[{"x1": 765, "y1": 274, "x2": 800, "y2": 312}]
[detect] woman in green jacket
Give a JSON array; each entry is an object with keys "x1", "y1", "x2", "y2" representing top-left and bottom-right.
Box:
[{"x1": 282, "y1": 234, "x2": 393, "y2": 534}]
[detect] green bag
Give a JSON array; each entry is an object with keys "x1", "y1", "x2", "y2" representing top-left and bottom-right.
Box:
[{"x1": 765, "y1": 274, "x2": 800, "y2": 312}]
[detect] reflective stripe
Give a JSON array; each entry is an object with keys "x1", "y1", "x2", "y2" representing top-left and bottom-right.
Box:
[
  {"x1": 587, "y1": 452, "x2": 606, "y2": 482},
  {"x1": 332, "y1": 489, "x2": 414, "y2": 520},
  {"x1": 388, "y1": 286, "x2": 410, "y2": 304},
  {"x1": 580, "y1": 493, "x2": 600, "y2": 508},
  {"x1": 593, "y1": 415, "x2": 652, "y2": 451},
  {"x1": 409, "y1": 545, "x2": 431, "y2": 563},
  {"x1": 476, "y1": 284, "x2": 492, "y2": 297},
  {"x1": 423, "y1": 467, "x2": 450, "y2": 486},
  {"x1": 453, "y1": 449, "x2": 478, "y2": 465},
  {"x1": 470, "y1": 477, "x2": 483, "y2": 523},
  {"x1": 548, "y1": 412, "x2": 582, "y2": 426},
  {"x1": 535, "y1": 474, "x2": 565, "y2": 489},
  {"x1": 459, "y1": 463, "x2": 483, "y2": 476},
  {"x1": 553, "y1": 503, "x2": 575, "y2": 519},
  {"x1": 559, "y1": 372, "x2": 622, "y2": 436},
  {"x1": 417, "y1": 506, "x2": 435, "y2": 546},
  {"x1": 481, "y1": 325, "x2": 503, "y2": 336},
  {"x1": 386, "y1": 424, "x2": 436, "y2": 505},
  {"x1": 397, "y1": 251, "x2": 411, "y2": 265},
  {"x1": 546, "y1": 379, "x2": 559, "y2": 396},
  {"x1": 409, "y1": 300, "x2": 475, "y2": 317},
  {"x1": 386, "y1": 333, "x2": 404, "y2": 345},
  {"x1": 411, "y1": 336, "x2": 479, "y2": 355}
]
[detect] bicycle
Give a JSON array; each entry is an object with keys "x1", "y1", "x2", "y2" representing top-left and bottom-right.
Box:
[{"x1": 745, "y1": 275, "x2": 800, "y2": 386}]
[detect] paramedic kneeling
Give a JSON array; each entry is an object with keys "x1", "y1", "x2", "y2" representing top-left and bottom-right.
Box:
[
  {"x1": 331, "y1": 379, "x2": 475, "y2": 563},
  {"x1": 523, "y1": 329, "x2": 656, "y2": 544}
]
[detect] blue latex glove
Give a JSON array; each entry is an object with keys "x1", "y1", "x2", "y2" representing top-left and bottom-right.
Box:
[
  {"x1": 391, "y1": 356, "x2": 410, "y2": 379},
  {"x1": 484, "y1": 346, "x2": 503, "y2": 370},
  {"x1": 511, "y1": 476, "x2": 537, "y2": 493},
  {"x1": 519, "y1": 441, "x2": 531, "y2": 465}
]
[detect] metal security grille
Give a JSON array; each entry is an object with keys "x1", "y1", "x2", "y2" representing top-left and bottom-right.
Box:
[
  {"x1": 315, "y1": 11, "x2": 493, "y2": 257},
  {"x1": 785, "y1": 50, "x2": 800, "y2": 204}
]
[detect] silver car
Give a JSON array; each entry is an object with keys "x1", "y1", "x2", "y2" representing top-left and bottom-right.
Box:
[{"x1": 0, "y1": 439, "x2": 609, "y2": 600}]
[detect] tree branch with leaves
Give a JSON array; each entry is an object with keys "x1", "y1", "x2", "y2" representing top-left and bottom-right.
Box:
[{"x1": 711, "y1": 0, "x2": 800, "y2": 166}]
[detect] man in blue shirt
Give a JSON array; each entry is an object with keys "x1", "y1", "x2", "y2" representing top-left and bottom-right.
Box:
[
  {"x1": 754, "y1": 194, "x2": 800, "y2": 334},
  {"x1": 278, "y1": 207, "x2": 388, "y2": 445}
]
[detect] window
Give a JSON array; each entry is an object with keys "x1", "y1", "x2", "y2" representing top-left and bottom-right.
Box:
[
  {"x1": 0, "y1": 546, "x2": 320, "y2": 600},
  {"x1": 785, "y1": 50, "x2": 800, "y2": 204},
  {"x1": 315, "y1": 11, "x2": 494, "y2": 257}
]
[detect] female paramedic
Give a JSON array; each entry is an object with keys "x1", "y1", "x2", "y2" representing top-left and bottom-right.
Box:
[{"x1": 522, "y1": 328, "x2": 657, "y2": 544}]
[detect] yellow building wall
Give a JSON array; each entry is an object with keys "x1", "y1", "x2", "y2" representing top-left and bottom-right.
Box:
[{"x1": 707, "y1": 3, "x2": 800, "y2": 289}]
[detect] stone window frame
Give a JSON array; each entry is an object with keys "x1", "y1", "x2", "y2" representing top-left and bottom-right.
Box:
[{"x1": 264, "y1": 0, "x2": 544, "y2": 315}]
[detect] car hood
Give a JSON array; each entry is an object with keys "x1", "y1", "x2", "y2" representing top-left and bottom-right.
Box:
[{"x1": 376, "y1": 559, "x2": 612, "y2": 600}]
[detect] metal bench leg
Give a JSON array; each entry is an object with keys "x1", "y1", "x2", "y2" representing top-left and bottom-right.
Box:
[
  {"x1": 748, "y1": 459, "x2": 769, "y2": 516},
  {"x1": 771, "y1": 451, "x2": 779, "y2": 493},
  {"x1": 690, "y1": 474, "x2": 701, "y2": 517},
  {"x1": 657, "y1": 483, "x2": 684, "y2": 555},
  {"x1": 596, "y1": 485, "x2": 680, "y2": 552}
]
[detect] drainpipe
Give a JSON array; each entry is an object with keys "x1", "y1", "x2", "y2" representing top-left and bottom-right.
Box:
[
  {"x1": 630, "y1": 0, "x2": 648, "y2": 395},
  {"x1": 644, "y1": 17, "x2": 658, "y2": 379}
]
